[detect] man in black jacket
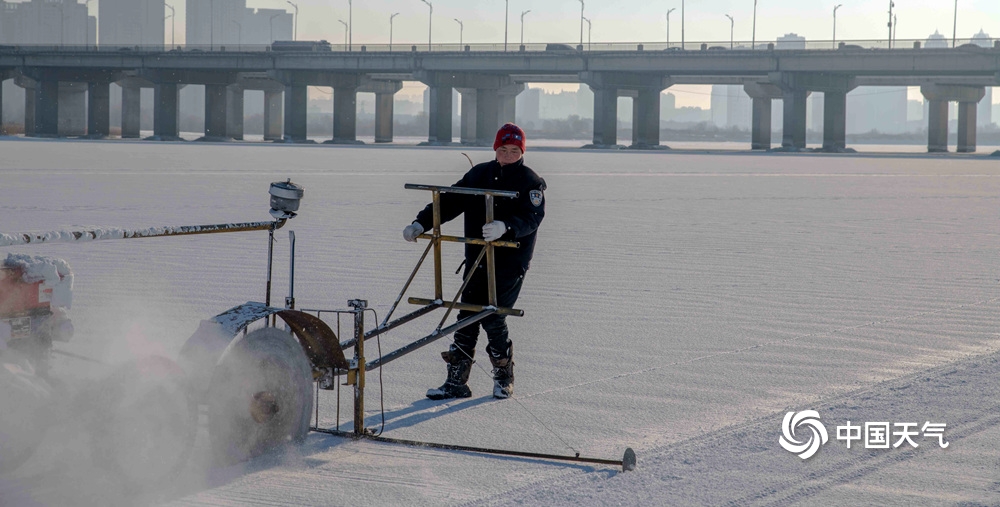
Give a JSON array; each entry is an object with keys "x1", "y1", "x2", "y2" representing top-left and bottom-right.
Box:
[{"x1": 403, "y1": 123, "x2": 546, "y2": 399}]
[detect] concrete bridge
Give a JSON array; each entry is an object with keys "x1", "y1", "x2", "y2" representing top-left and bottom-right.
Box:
[{"x1": 1, "y1": 43, "x2": 999, "y2": 152}]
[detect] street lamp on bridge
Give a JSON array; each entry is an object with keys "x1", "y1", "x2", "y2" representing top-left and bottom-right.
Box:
[
  {"x1": 666, "y1": 8, "x2": 675, "y2": 48},
  {"x1": 578, "y1": 0, "x2": 585, "y2": 48},
  {"x1": 286, "y1": 1, "x2": 298, "y2": 41},
  {"x1": 231, "y1": 19, "x2": 242, "y2": 50},
  {"x1": 582, "y1": 16, "x2": 591, "y2": 51},
  {"x1": 339, "y1": 19, "x2": 349, "y2": 47},
  {"x1": 346, "y1": 0, "x2": 353, "y2": 51},
  {"x1": 420, "y1": 0, "x2": 433, "y2": 51},
  {"x1": 725, "y1": 14, "x2": 734, "y2": 50},
  {"x1": 389, "y1": 12, "x2": 400, "y2": 51},
  {"x1": 833, "y1": 4, "x2": 842, "y2": 49},
  {"x1": 165, "y1": 2, "x2": 175, "y2": 48},
  {"x1": 887, "y1": 1, "x2": 894, "y2": 49},
  {"x1": 952, "y1": 0, "x2": 958, "y2": 48},
  {"x1": 269, "y1": 12, "x2": 282, "y2": 43},
  {"x1": 752, "y1": 0, "x2": 757, "y2": 50},
  {"x1": 454, "y1": 18, "x2": 463, "y2": 48},
  {"x1": 520, "y1": 10, "x2": 531, "y2": 46},
  {"x1": 503, "y1": 0, "x2": 509, "y2": 51}
]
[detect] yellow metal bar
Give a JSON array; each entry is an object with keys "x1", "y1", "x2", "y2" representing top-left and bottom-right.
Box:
[
  {"x1": 436, "y1": 246, "x2": 488, "y2": 331},
  {"x1": 408, "y1": 298, "x2": 524, "y2": 317},
  {"x1": 432, "y1": 191, "x2": 443, "y2": 301},
  {"x1": 405, "y1": 183, "x2": 518, "y2": 199},
  {"x1": 484, "y1": 194, "x2": 497, "y2": 307},
  {"x1": 416, "y1": 234, "x2": 518, "y2": 249}
]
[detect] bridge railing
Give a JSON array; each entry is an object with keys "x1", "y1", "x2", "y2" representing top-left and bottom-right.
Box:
[{"x1": 1, "y1": 38, "x2": 997, "y2": 54}]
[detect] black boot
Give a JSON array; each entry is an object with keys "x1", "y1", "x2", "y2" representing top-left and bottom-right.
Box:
[
  {"x1": 426, "y1": 349, "x2": 473, "y2": 400},
  {"x1": 490, "y1": 357, "x2": 514, "y2": 399}
]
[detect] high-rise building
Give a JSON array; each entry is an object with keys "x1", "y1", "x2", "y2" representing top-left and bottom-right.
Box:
[
  {"x1": 186, "y1": 0, "x2": 291, "y2": 48},
  {"x1": 98, "y1": 0, "x2": 165, "y2": 46},
  {"x1": 971, "y1": 29, "x2": 993, "y2": 126},
  {"x1": 710, "y1": 85, "x2": 751, "y2": 129},
  {"x1": 0, "y1": 0, "x2": 95, "y2": 46}
]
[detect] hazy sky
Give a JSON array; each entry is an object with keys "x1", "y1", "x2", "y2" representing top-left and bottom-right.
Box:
[{"x1": 195, "y1": 0, "x2": 999, "y2": 46}]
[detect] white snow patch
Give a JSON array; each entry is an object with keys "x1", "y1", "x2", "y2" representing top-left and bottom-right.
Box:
[{"x1": 3, "y1": 253, "x2": 73, "y2": 309}]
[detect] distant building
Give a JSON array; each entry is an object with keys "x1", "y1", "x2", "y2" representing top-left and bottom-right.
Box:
[
  {"x1": 516, "y1": 87, "x2": 541, "y2": 126},
  {"x1": 186, "y1": 0, "x2": 292, "y2": 48},
  {"x1": 660, "y1": 92, "x2": 676, "y2": 121},
  {"x1": 99, "y1": 0, "x2": 164, "y2": 46},
  {"x1": 925, "y1": 30, "x2": 948, "y2": 48},
  {"x1": 971, "y1": 29, "x2": 993, "y2": 126},
  {"x1": 0, "y1": 0, "x2": 95, "y2": 46},
  {"x1": 710, "y1": 85, "x2": 750, "y2": 129},
  {"x1": 848, "y1": 87, "x2": 908, "y2": 134},
  {"x1": 776, "y1": 33, "x2": 806, "y2": 50}
]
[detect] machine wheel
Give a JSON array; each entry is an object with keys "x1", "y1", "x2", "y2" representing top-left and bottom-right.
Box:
[
  {"x1": 86, "y1": 355, "x2": 196, "y2": 487},
  {"x1": 208, "y1": 327, "x2": 313, "y2": 465},
  {"x1": 0, "y1": 353, "x2": 52, "y2": 473}
]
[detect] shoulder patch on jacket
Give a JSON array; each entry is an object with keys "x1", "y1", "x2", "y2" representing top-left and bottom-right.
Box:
[{"x1": 529, "y1": 189, "x2": 544, "y2": 207}]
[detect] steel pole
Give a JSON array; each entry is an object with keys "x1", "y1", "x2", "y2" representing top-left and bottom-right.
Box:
[
  {"x1": 752, "y1": 0, "x2": 757, "y2": 50},
  {"x1": 504, "y1": 0, "x2": 508, "y2": 51},
  {"x1": 952, "y1": 0, "x2": 957, "y2": 48},
  {"x1": 833, "y1": 4, "x2": 841, "y2": 49}
]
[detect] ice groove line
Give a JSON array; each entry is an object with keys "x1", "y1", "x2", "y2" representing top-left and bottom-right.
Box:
[{"x1": 518, "y1": 295, "x2": 1000, "y2": 401}]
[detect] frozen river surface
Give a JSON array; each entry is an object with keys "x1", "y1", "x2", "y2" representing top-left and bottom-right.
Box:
[{"x1": 2, "y1": 139, "x2": 1000, "y2": 506}]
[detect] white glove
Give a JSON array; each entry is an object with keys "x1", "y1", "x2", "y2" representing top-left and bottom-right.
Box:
[
  {"x1": 482, "y1": 221, "x2": 506, "y2": 242},
  {"x1": 403, "y1": 222, "x2": 424, "y2": 242}
]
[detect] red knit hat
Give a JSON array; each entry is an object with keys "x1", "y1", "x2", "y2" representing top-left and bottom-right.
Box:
[{"x1": 493, "y1": 123, "x2": 526, "y2": 153}]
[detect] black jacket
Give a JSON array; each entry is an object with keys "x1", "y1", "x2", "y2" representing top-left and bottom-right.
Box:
[{"x1": 414, "y1": 158, "x2": 546, "y2": 277}]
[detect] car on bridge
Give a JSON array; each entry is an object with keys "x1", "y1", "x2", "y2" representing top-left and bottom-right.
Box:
[{"x1": 271, "y1": 40, "x2": 333, "y2": 52}]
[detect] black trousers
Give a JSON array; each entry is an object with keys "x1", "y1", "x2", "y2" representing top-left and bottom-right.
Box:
[{"x1": 451, "y1": 266, "x2": 524, "y2": 363}]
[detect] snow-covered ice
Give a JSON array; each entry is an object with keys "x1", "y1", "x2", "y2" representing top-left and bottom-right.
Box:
[{"x1": 1, "y1": 139, "x2": 999, "y2": 506}]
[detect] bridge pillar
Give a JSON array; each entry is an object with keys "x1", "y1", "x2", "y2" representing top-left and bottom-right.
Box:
[
  {"x1": 332, "y1": 85, "x2": 360, "y2": 143},
  {"x1": 121, "y1": 82, "x2": 142, "y2": 138},
  {"x1": 87, "y1": 82, "x2": 110, "y2": 138},
  {"x1": 926, "y1": 100, "x2": 949, "y2": 153},
  {"x1": 920, "y1": 84, "x2": 986, "y2": 153},
  {"x1": 58, "y1": 83, "x2": 87, "y2": 137},
  {"x1": 781, "y1": 89, "x2": 808, "y2": 150},
  {"x1": 33, "y1": 80, "x2": 59, "y2": 137},
  {"x1": 264, "y1": 90, "x2": 283, "y2": 141},
  {"x1": 226, "y1": 84, "x2": 244, "y2": 141},
  {"x1": 152, "y1": 83, "x2": 181, "y2": 140},
  {"x1": 283, "y1": 84, "x2": 308, "y2": 142},
  {"x1": 204, "y1": 84, "x2": 229, "y2": 140},
  {"x1": 357, "y1": 79, "x2": 402, "y2": 144},
  {"x1": 497, "y1": 83, "x2": 523, "y2": 125},
  {"x1": 427, "y1": 85, "x2": 454, "y2": 144},
  {"x1": 457, "y1": 88, "x2": 477, "y2": 144},
  {"x1": 374, "y1": 92, "x2": 395, "y2": 143},
  {"x1": 588, "y1": 86, "x2": 618, "y2": 147},
  {"x1": 743, "y1": 82, "x2": 782, "y2": 150},
  {"x1": 582, "y1": 72, "x2": 671, "y2": 149},
  {"x1": 23, "y1": 86, "x2": 35, "y2": 136},
  {"x1": 476, "y1": 88, "x2": 501, "y2": 146},
  {"x1": 822, "y1": 91, "x2": 848, "y2": 152},
  {"x1": 957, "y1": 101, "x2": 978, "y2": 153},
  {"x1": 633, "y1": 88, "x2": 664, "y2": 148}
]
